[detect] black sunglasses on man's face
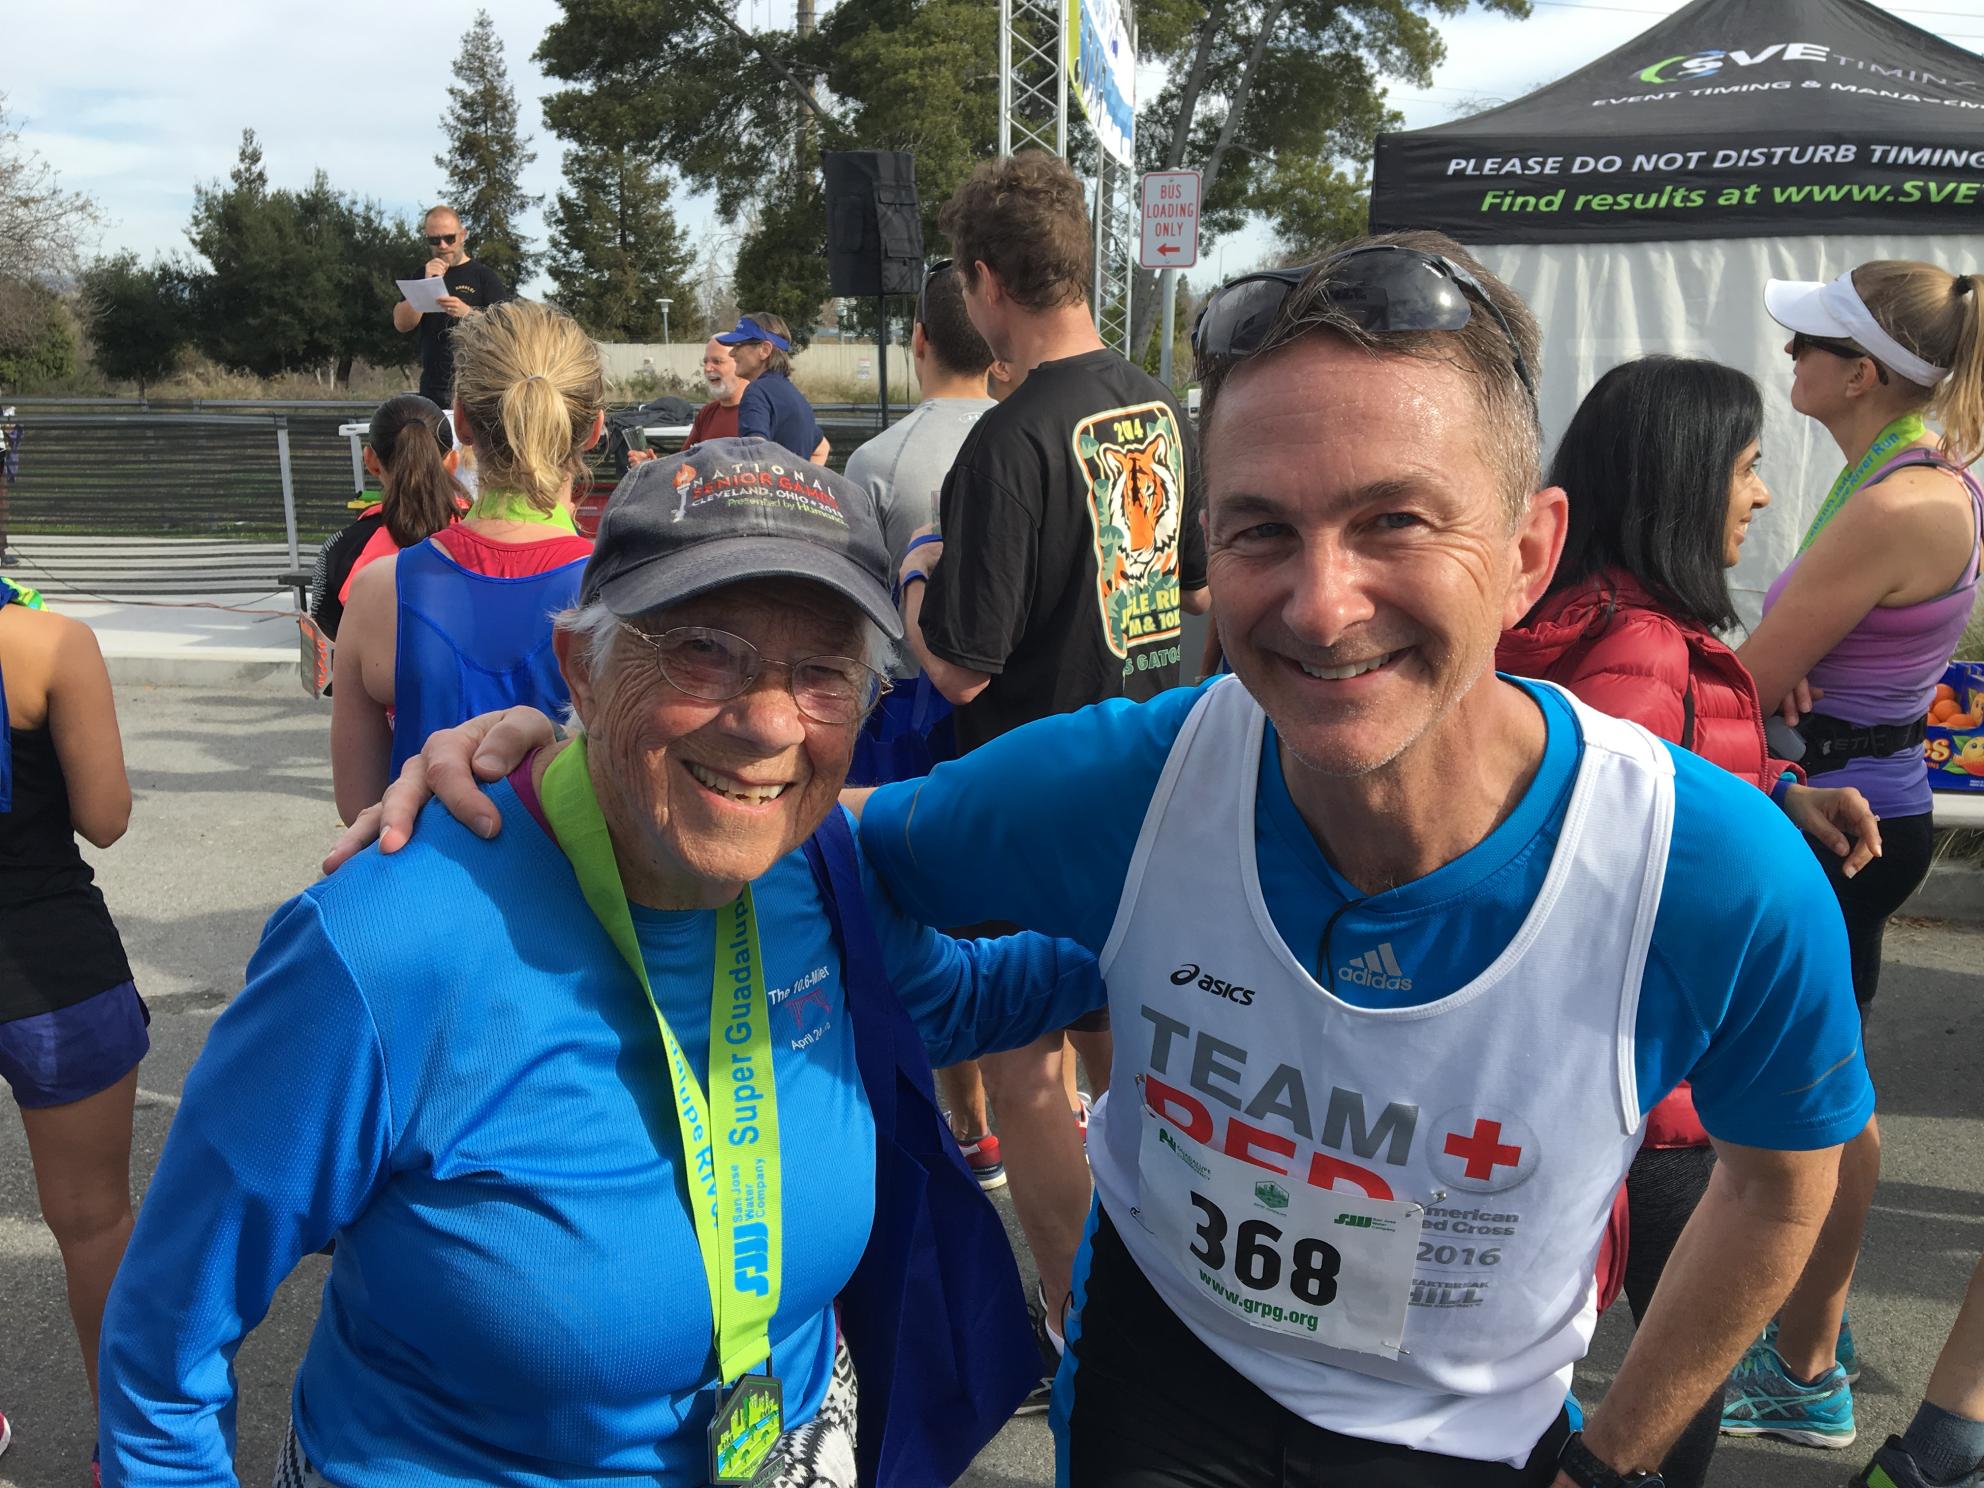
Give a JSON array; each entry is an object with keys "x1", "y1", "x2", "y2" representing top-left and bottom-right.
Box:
[{"x1": 427, "y1": 233, "x2": 459, "y2": 247}]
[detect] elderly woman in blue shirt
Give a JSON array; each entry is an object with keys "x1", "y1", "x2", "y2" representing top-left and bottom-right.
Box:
[{"x1": 99, "y1": 437, "x2": 1100, "y2": 1488}]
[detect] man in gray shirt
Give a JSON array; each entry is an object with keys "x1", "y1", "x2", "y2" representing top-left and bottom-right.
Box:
[{"x1": 845, "y1": 263, "x2": 996, "y2": 568}]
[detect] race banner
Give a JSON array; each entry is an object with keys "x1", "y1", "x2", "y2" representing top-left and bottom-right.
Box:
[
  {"x1": 1370, "y1": 0, "x2": 1984, "y2": 243},
  {"x1": 1068, "y1": 0, "x2": 1136, "y2": 167}
]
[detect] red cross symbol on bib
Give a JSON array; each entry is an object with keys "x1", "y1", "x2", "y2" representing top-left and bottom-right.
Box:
[
  {"x1": 1444, "y1": 1119, "x2": 1524, "y2": 1181},
  {"x1": 1430, "y1": 1105, "x2": 1540, "y2": 1194}
]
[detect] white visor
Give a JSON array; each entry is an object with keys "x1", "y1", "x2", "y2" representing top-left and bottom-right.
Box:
[{"x1": 1764, "y1": 272, "x2": 1948, "y2": 388}]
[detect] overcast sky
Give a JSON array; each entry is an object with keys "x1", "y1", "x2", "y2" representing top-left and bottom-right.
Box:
[{"x1": 6, "y1": 0, "x2": 1979, "y2": 305}]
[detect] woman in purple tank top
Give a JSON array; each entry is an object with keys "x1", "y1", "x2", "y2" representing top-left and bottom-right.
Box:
[{"x1": 1715, "y1": 259, "x2": 1983, "y2": 1454}]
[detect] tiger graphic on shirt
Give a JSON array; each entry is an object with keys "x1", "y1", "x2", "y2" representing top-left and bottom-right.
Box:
[{"x1": 1074, "y1": 401, "x2": 1187, "y2": 661}]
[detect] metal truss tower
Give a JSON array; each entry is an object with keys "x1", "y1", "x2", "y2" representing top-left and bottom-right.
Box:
[
  {"x1": 997, "y1": 0, "x2": 1066, "y2": 157},
  {"x1": 1093, "y1": 144, "x2": 1136, "y2": 356}
]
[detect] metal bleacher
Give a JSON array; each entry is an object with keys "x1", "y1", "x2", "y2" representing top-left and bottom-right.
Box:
[
  {"x1": 3, "y1": 534, "x2": 315, "y2": 604},
  {"x1": 2, "y1": 404, "x2": 355, "y2": 606},
  {"x1": 3, "y1": 399, "x2": 908, "y2": 608}
]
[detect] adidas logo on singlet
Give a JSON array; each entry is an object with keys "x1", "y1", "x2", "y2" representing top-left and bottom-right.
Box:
[{"x1": 1338, "y1": 941, "x2": 1412, "y2": 993}]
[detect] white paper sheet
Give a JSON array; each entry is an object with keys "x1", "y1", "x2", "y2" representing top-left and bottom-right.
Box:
[{"x1": 396, "y1": 276, "x2": 450, "y2": 315}]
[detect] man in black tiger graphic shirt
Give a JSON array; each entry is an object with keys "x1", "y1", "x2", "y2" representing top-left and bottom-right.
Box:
[
  {"x1": 897, "y1": 150, "x2": 1209, "y2": 1414},
  {"x1": 903, "y1": 155, "x2": 1209, "y2": 747}
]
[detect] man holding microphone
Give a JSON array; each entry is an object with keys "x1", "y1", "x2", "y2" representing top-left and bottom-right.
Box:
[{"x1": 392, "y1": 205, "x2": 511, "y2": 408}]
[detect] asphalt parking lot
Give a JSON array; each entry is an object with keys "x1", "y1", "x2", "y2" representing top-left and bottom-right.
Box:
[{"x1": 1, "y1": 683, "x2": 1978, "y2": 1487}]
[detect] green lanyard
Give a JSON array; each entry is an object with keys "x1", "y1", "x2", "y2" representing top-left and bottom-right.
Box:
[
  {"x1": 468, "y1": 490, "x2": 580, "y2": 533},
  {"x1": 538, "y1": 741, "x2": 784, "y2": 1384},
  {"x1": 1797, "y1": 412, "x2": 1927, "y2": 555}
]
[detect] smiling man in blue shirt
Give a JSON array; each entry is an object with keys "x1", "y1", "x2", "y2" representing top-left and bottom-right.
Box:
[{"x1": 850, "y1": 232, "x2": 1869, "y2": 1488}]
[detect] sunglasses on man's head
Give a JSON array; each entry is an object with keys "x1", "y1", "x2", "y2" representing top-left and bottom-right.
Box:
[
  {"x1": 427, "y1": 233, "x2": 458, "y2": 246},
  {"x1": 1792, "y1": 331, "x2": 1889, "y2": 384},
  {"x1": 1191, "y1": 244, "x2": 1537, "y2": 399},
  {"x1": 917, "y1": 259, "x2": 955, "y2": 325}
]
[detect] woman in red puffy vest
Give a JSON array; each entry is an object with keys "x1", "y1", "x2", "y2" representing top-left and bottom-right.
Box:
[{"x1": 1498, "y1": 355, "x2": 1880, "y2": 1488}]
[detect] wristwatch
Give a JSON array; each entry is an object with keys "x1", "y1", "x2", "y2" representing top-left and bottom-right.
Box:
[{"x1": 1557, "y1": 1431, "x2": 1665, "y2": 1488}]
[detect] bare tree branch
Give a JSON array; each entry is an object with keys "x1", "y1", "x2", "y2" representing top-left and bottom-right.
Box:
[{"x1": 0, "y1": 95, "x2": 103, "y2": 287}]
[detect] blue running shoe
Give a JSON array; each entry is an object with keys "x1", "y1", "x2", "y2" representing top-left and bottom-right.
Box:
[
  {"x1": 1721, "y1": 1342, "x2": 1857, "y2": 1448},
  {"x1": 1854, "y1": 1435, "x2": 1983, "y2": 1488},
  {"x1": 1761, "y1": 1315, "x2": 1860, "y2": 1383}
]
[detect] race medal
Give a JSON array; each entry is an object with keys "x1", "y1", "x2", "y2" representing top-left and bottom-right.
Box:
[
  {"x1": 708, "y1": 1374, "x2": 784, "y2": 1487},
  {"x1": 1136, "y1": 1109, "x2": 1422, "y2": 1360}
]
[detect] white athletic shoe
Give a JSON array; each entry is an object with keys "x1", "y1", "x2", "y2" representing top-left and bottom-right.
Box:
[{"x1": 0, "y1": 1408, "x2": 13, "y2": 1459}]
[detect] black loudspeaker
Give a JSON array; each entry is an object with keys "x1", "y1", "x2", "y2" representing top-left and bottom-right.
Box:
[{"x1": 823, "y1": 150, "x2": 924, "y2": 297}]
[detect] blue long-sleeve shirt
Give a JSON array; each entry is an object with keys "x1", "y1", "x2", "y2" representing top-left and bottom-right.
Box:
[{"x1": 100, "y1": 788, "x2": 1102, "y2": 1486}]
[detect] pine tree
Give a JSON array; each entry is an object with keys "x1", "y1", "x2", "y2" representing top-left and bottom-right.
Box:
[
  {"x1": 185, "y1": 134, "x2": 422, "y2": 383},
  {"x1": 188, "y1": 131, "x2": 330, "y2": 376},
  {"x1": 545, "y1": 145, "x2": 696, "y2": 341},
  {"x1": 229, "y1": 127, "x2": 267, "y2": 196},
  {"x1": 436, "y1": 10, "x2": 540, "y2": 286}
]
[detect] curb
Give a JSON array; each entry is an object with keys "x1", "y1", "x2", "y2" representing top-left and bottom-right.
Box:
[
  {"x1": 1906, "y1": 860, "x2": 1984, "y2": 926},
  {"x1": 105, "y1": 652, "x2": 306, "y2": 695}
]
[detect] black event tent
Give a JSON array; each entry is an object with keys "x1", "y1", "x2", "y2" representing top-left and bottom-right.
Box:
[{"x1": 1371, "y1": 0, "x2": 1984, "y2": 243}]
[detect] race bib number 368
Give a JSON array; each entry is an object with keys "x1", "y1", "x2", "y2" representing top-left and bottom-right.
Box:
[{"x1": 1136, "y1": 1110, "x2": 1422, "y2": 1360}]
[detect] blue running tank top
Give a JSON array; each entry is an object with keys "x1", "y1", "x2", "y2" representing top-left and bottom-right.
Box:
[{"x1": 390, "y1": 538, "x2": 588, "y2": 776}]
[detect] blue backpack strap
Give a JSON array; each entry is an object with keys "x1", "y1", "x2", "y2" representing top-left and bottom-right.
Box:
[
  {"x1": 802, "y1": 810, "x2": 903, "y2": 1137},
  {"x1": 802, "y1": 810, "x2": 1038, "y2": 1485}
]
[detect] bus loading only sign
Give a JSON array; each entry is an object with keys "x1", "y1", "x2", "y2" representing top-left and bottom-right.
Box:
[{"x1": 1141, "y1": 170, "x2": 1201, "y2": 270}]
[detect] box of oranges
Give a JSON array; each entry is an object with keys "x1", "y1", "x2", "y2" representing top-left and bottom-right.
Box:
[{"x1": 1925, "y1": 662, "x2": 1984, "y2": 792}]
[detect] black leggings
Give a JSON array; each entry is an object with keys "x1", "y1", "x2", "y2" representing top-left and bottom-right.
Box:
[
  {"x1": 1806, "y1": 808, "x2": 1935, "y2": 1018},
  {"x1": 1066, "y1": 1209, "x2": 1573, "y2": 1486},
  {"x1": 1620, "y1": 1145, "x2": 1720, "y2": 1488}
]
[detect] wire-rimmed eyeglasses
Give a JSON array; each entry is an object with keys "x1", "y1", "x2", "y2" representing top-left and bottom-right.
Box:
[{"x1": 620, "y1": 624, "x2": 890, "y2": 725}]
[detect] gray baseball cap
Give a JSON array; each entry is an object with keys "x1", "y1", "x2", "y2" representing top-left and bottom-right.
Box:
[{"x1": 580, "y1": 436, "x2": 901, "y2": 640}]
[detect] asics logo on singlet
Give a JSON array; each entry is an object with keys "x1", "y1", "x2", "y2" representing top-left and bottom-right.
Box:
[
  {"x1": 1338, "y1": 942, "x2": 1412, "y2": 992},
  {"x1": 1169, "y1": 962, "x2": 1257, "y2": 1006}
]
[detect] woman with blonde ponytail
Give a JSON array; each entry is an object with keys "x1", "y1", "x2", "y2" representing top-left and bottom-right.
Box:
[
  {"x1": 1717, "y1": 261, "x2": 1984, "y2": 1453},
  {"x1": 331, "y1": 300, "x2": 604, "y2": 822}
]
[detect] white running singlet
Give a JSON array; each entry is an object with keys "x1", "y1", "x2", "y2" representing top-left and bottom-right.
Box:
[{"x1": 1087, "y1": 676, "x2": 1674, "y2": 1464}]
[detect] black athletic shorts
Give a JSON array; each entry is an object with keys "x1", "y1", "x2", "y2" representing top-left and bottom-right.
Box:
[{"x1": 1063, "y1": 1207, "x2": 1571, "y2": 1486}]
